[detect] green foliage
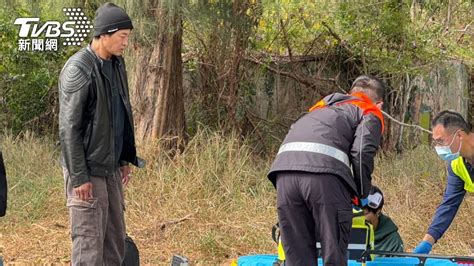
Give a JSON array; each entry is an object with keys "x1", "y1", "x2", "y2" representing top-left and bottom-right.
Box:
[
  {"x1": 183, "y1": 1, "x2": 260, "y2": 58},
  {"x1": 0, "y1": 0, "x2": 472, "y2": 137},
  {"x1": 254, "y1": 0, "x2": 473, "y2": 74},
  {"x1": 254, "y1": 0, "x2": 335, "y2": 54},
  {"x1": 179, "y1": 0, "x2": 472, "y2": 145},
  {"x1": 0, "y1": 0, "x2": 81, "y2": 133},
  {"x1": 181, "y1": 1, "x2": 262, "y2": 132}
]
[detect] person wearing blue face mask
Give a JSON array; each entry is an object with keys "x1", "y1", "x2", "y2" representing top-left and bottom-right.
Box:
[{"x1": 413, "y1": 110, "x2": 474, "y2": 255}]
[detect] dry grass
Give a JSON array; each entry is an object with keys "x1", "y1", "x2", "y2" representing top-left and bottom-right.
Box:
[
  {"x1": 0, "y1": 131, "x2": 472, "y2": 265},
  {"x1": 374, "y1": 146, "x2": 473, "y2": 256}
]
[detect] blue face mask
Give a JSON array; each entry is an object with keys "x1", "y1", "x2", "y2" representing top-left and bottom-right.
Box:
[{"x1": 435, "y1": 131, "x2": 461, "y2": 161}]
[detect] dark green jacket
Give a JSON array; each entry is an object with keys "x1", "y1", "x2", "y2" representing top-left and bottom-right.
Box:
[{"x1": 374, "y1": 213, "x2": 404, "y2": 253}]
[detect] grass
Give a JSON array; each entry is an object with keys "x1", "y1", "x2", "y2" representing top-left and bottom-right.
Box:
[
  {"x1": 374, "y1": 146, "x2": 473, "y2": 256},
  {"x1": 0, "y1": 130, "x2": 472, "y2": 265}
]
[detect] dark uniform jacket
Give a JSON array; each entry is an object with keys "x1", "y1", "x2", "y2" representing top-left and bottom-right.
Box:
[
  {"x1": 427, "y1": 159, "x2": 471, "y2": 241},
  {"x1": 268, "y1": 92, "x2": 383, "y2": 198},
  {"x1": 59, "y1": 46, "x2": 142, "y2": 188}
]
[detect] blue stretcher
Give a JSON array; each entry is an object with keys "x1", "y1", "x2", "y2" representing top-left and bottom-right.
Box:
[{"x1": 236, "y1": 252, "x2": 474, "y2": 266}]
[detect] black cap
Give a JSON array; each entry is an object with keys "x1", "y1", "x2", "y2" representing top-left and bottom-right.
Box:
[{"x1": 93, "y1": 2, "x2": 133, "y2": 37}]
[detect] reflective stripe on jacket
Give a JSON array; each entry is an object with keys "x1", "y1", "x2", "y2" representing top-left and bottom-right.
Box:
[{"x1": 451, "y1": 157, "x2": 474, "y2": 193}]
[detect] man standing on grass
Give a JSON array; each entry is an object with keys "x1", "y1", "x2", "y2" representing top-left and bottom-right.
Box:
[
  {"x1": 268, "y1": 75, "x2": 386, "y2": 266},
  {"x1": 59, "y1": 2, "x2": 143, "y2": 265},
  {"x1": 414, "y1": 110, "x2": 474, "y2": 256}
]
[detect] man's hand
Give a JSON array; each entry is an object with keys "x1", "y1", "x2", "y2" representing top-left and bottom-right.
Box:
[
  {"x1": 120, "y1": 165, "x2": 132, "y2": 186},
  {"x1": 413, "y1": 240, "x2": 432, "y2": 254},
  {"x1": 74, "y1": 182, "x2": 93, "y2": 201},
  {"x1": 413, "y1": 234, "x2": 435, "y2": 254}
]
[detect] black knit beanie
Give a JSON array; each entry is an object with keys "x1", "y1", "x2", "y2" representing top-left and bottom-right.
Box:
[{"x1": 93, "y1": 2, "x2": 133, "y2": 37}]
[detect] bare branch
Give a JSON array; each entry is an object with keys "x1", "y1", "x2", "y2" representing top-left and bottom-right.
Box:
[
  {"x1": 321, "y1": 21, "x2": 362, "y2": 73},
  {"x1": 382, "y1": 110, "x2": 432, "y2": 135},
  {"x1": 246, "y1": 110, "x2": 289, "y2": 129},
  {"x1": 159, "y1": 213, "x2": 194, "y2": 231},
  {"x1": 279, "y1": 18, "x2": 293, "y2": 60},
  {"x1": 321, "y1": 21, "x2": 353, "y2": 56},
  {"x1": 245, "y1": 55, "x2": 337, "y2": 87},
  {"x1": 251, "y1": 53, "x2": 329, "y2": 63}
]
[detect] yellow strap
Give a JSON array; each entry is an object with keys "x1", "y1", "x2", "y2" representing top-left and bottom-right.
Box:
[
  {"x1": 308, "y1": 99, "x2": 326, "y2": 112},
  {"x1": 451, "y1": 157, "x2": 474, "y2": 193}
]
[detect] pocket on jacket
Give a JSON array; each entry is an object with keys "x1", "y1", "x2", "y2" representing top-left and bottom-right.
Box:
[
  {"x1": 337, "y1": 209, "x2": 353, "y2": 250},
  {"x1": 67, "y1": 197, "x2": 100, "y2": 237}
]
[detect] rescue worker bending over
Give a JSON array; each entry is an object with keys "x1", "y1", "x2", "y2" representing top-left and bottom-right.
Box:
[
  {"x1": 414, "y1": 110, "x2": 474, "y2": 255},
  {"x1": 268, "y1": 75, "x2": 386, "y2": 266}
]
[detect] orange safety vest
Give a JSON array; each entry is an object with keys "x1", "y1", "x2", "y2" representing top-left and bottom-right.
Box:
[{"x1": 308, "y1": 92, "x2": 385, "y2": 132}]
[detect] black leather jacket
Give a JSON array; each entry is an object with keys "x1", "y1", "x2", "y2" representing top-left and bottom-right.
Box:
[{"x1": 59, "y1": 46, "x2": 142, "y2": 188}]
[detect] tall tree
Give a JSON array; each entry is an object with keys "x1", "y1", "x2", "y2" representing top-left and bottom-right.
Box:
[
  {"x1": 129, "y1": 0, "x2": 186, "y2": 151},
  {"x1": 185, "y1": 0, "x2": 261, "y2": 133}
]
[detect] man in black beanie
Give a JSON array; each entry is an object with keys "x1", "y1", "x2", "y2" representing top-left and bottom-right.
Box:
[{"x1": 59, "y1": 2, "x2": 143, "y2": 265}]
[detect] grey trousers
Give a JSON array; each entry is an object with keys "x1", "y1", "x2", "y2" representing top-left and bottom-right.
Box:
[
  {"x1": 276, "y1": 172, "x2": 352, "y2": 266},
  {"x1": 64, "y1": 168, "x2": 126, "y2": 266}
]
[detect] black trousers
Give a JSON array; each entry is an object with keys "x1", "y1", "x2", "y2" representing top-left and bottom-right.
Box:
[{"x1": 276, "y1": 172, "x2": 352, "y2": 266}]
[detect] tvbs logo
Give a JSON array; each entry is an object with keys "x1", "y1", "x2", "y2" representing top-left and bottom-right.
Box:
[{"x1": 14, "y1": 8, "x2": 92, "y2": 51}]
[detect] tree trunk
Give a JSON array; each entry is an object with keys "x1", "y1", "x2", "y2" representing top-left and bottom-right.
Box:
[
  {"x1": 226, "y1": 6, "x2": 244, "y2": 131},
  {"x1": 225, "y1": 1, "x2": 253, "y2": 132},
  {"x1": 131, "y1": 1, "x2": 186, "y2": 151}
]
